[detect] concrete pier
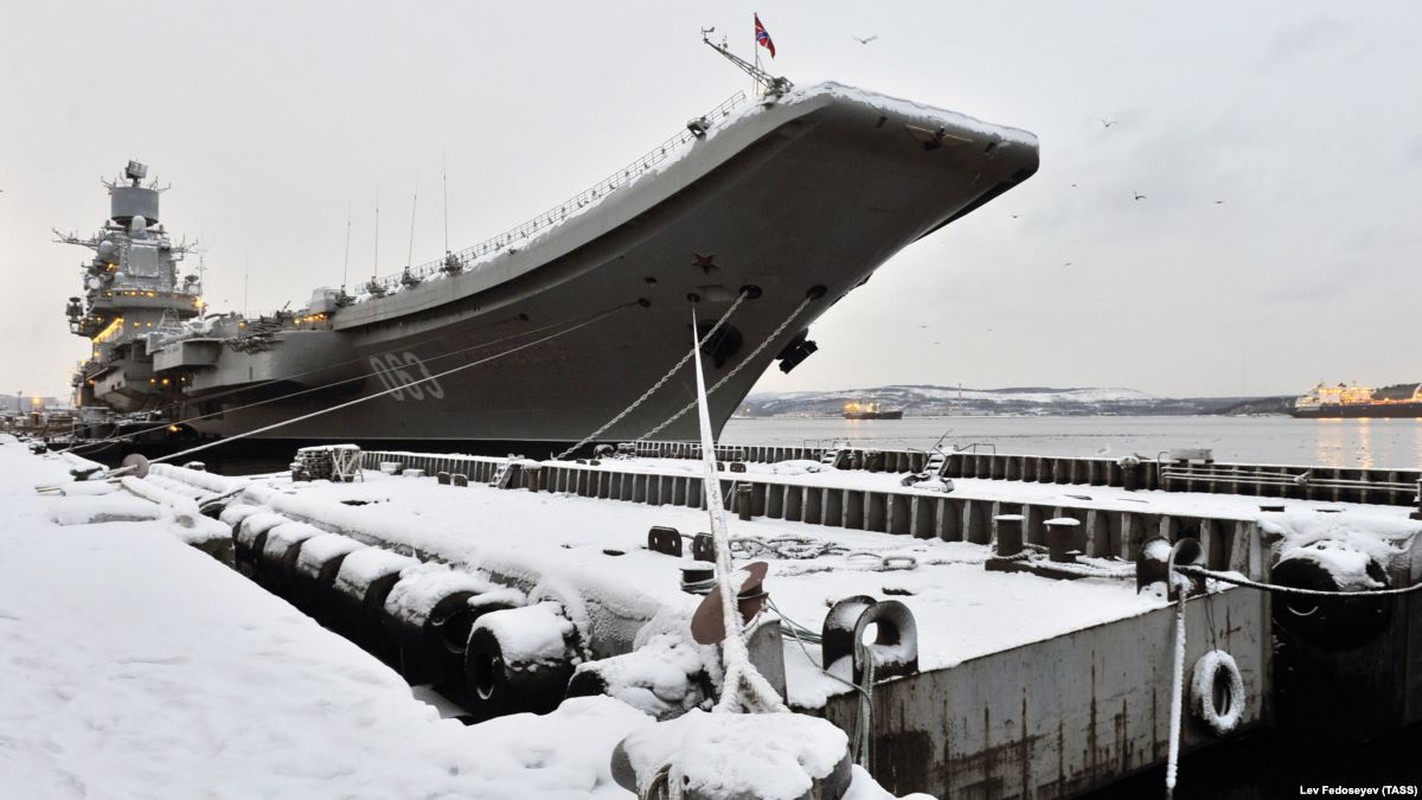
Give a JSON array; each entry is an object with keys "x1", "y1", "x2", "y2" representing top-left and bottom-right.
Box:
[
  {"x1": 627, "y1": 440, "x2": 1422, "y2": 507},
  {"x1": 28, "y1": 438, "x2": 1421, "y2": 799}
]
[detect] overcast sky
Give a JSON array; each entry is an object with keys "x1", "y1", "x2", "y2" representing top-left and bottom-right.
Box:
[{"x1": 3, "y1": 1, "x2": 1419, "y2": 401}]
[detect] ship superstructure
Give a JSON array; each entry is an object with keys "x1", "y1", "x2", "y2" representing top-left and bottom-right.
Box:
[
  {"x1": 59, "y1": 81, "x2": 1038, "y2": 458},
  {"x1": 1291, "y1": 382, "x2": 1422, "y2": 418},
  {"x1": 843, "y1": 401, "x2": 904, "y2": 420},
  {"x1": 60, "y1": 161, "x2": 203, "y2": 418}
]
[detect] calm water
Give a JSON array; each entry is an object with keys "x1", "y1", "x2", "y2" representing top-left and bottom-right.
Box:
[{"x1": 722, "y1": 414, "x2": 1422, "y2": 470}]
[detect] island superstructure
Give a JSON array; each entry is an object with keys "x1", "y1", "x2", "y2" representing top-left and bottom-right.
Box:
[{"x1": 61, "y1": 82, "x2": 1038, "y2": 456}]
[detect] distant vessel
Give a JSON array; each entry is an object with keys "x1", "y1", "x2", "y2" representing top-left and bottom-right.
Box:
[
  {"x1": 843, "y1": 401, "x2": 903, "y2": 420},
  {"x1": 58, "y1": 64, "x2": 1035, "y2": 456},
  {"x1": 1291, "y1": 382, "x2": 1422, "y2": 418}
]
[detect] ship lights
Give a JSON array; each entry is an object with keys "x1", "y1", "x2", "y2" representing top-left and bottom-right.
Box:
[{"x1": 90, "y1": 317, "x2": 125, "y2": 344}]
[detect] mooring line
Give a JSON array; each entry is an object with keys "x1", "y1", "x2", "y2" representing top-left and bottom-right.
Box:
[
  {"x1": 144, "y1": 307, "x2": 623, "y2": 467},
  {"x1": 65, "y1": 303, "x2": 634, "y2": 456},
  {"x1": 1176, "y1": 564, "x2": 1422, "y2": 597},
  {"x1": 554, "y1": 290, "x2": 750, "y2": 460},
  {"x1": 637, "y1": 293, "x2": 814, "y2": 441}
]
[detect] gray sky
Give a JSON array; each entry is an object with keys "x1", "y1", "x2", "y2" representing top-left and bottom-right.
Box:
[{"x1": 3, "y1": 1, "x2": 1419, "y2": 401}]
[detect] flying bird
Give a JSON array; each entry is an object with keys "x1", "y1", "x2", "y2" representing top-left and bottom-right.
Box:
[
  {"x1": 1133, "y1": 192, "x2": 1147, "y2": 201},
  {"x1": 1099, "y1": 118, "x2": 1118, "y2": 128},
  {"x1": 1214, "y1": 200, "x2": 1226, "y2": 204},
  {"x1": 853, "y1": 34, "x2": 879, "y2": 44},
  {"x1": 1063, "y1": 261, "x2": 1072, "y2": 267},
  {"x1": 1010, "y1": 213, "x2": 1022, "y2": 219}
]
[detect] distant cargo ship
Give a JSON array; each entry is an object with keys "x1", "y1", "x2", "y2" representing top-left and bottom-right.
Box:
[
  {"x1": 1290, "y1": 382, "x2": 1422, "y2": 418},
  {"x1": 842, "y1": 401, "x2": 903, "y2": 420}
]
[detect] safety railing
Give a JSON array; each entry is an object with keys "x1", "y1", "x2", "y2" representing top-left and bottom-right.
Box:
[{"x1": 363, "y1": 91, "x2": 749, "y2": 294}]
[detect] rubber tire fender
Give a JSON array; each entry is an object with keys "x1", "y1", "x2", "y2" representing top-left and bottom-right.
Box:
[{"x1": 1190, "y1": 649, "x2": 1245, "y2": 737}]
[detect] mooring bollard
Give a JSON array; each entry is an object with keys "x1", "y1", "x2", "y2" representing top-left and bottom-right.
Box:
[
  {"x1": 1120, "y1": 455, "x2": 1141, "y2": 492},
  {"x1": 735, "y1": 483, "x2": 753, "y2": 521},
  {"x1": 993, "y1": 513, "x2": 1024, "y2": 557},
  {"x1": 1045, "y1": 517, "x2": 1082, "y2": 563}
]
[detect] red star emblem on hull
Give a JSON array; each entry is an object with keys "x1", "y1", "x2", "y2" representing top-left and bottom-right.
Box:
[{"x1": 692, "y1": 253, "x2": 719, "y2": 274}]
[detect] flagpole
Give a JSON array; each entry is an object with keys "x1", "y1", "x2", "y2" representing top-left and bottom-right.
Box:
[{"x1": 752, "y1": 12, "x2": 761, "y2": 98}]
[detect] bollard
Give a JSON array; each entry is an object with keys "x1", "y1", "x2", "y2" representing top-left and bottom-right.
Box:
[
  {"x1": 1044, "y1": 517, "x2": 1082, "y2": 563},
  {"x1": 1120, "y1": 456, "x2": 1140, "y2": 492},
  {"x1": 735, "y1": 483, "x2": 753, "y2": 521},
  {"x1": 993, "y1": 514, "x2": 1024, "y2": 557},
  {"x1": 1413, "y1": 479, "x2": 1422, "y2": 520}
]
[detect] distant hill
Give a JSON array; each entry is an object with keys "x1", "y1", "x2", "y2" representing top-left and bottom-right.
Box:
[{"x1": 741, "y1": 384, "x2": 1296, "y2": 417}]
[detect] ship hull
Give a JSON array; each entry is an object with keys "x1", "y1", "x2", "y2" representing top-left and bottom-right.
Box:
[
  {"x1": 844, "y1": 411, "x2": 904, "y2": 420},
  {"x1": 130, "y1": 85, "x2": 1037, "y2": 449},
  {"x1": 1290, "y1": 403, "x2": 1422, "y2": 419}
]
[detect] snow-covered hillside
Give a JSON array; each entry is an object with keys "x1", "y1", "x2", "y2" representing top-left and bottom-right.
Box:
[{"x1": 743, "y1": 384, "x2": 1290, "y2": 417}]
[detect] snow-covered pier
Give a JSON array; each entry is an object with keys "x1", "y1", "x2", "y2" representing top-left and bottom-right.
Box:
[
  {"x1": 8, "y1": 435, "x2": 1422, "y2": 798},
  {"x1": 630, "y1": 439, "x2": 1422, "y2": 508}
]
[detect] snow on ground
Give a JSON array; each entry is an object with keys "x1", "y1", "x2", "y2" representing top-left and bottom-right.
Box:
[{"x1": 0, "y1": 435, "x2": 925, "y2": 799}]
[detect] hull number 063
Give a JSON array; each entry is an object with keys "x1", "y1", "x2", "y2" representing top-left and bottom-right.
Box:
[{"x1": 368, "y1": 352, "x2": 444, "y2": 401}]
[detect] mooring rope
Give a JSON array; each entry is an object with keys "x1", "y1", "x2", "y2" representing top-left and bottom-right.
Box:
[
  {"x1": 637, "y1": 294, "x2": 814, "y2": 442},
  {"x1": 553, "y1": 290, "x2": 750, "y2": 460},
  {"x1": 1175, "y1": 563, "x2": 1422, "y2": 597},
  {"x1": 1165, "y1": 594, "x2": 1186, "y2": 799},
  {"x1": 767, "y1": 596, "x2": 875, "y2": 767},
  {"x1": 65, "y1": 303, "x2": 634, "y2": 456},
  {"x1": 144, "y1": 307, "x2": 621, "y2": 468}
]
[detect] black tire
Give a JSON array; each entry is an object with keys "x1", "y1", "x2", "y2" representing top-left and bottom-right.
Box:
[
  {"x1": 1271, "y1": 555, "x2": 1391, "y2": 651},
  {"x1": 463, "y1": 625, "x2": 573, "y2": 722}
]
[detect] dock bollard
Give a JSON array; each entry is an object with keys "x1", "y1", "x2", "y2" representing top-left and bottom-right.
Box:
[
  {"x1": 993, "y1": 514, "x2": 1025, "y2": 557},
  {"x1": 1119, "y1": 455, "x2": 1140, "y2": 491},
  {"x1": 1044, "y1": 517, "x2": 1082, "y2": 563},
  {"x1": 735, "y1": 483, "x2": 753, "y2": 521}
]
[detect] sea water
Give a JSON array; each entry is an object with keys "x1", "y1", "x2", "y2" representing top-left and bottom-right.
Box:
[
  {"x1": 726, "y1": 414, "x2": 1422, "y2": 797},
  {"x1": 723, "y1": 414, "x2": 1422, "y2": 470}
]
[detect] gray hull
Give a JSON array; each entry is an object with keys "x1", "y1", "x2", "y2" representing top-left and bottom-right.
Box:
[{"x1": 163, "y1": 84, "x2": 1038, "y2": 446}]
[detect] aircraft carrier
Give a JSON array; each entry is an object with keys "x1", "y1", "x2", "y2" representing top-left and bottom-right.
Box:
[{"x1": 60, "y1": 65, "x2": 1037, "y2": 459}]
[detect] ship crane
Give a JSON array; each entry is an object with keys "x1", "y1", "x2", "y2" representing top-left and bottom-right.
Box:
[{"x1": 701, "y1": 27, "x2": 792, "y2": 101}]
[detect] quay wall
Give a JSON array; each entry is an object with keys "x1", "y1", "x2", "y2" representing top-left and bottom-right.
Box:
[
  {"x1": 821, "y1": 588, "x2": 1271, "y2": 797},
  {"x1": 627, "y1": 441, "x2": 1422, "y2": 508},
  {"x1": 359, "y1": 450, "x2": 1269, "y2": 579}
]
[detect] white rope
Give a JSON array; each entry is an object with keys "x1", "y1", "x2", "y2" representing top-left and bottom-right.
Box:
[
  {"x1": 65, "y1": 305, "x2": 632, "y2": 456},
  {"x1": 1165, "y1": 595, "x2": 1186, "y2": 799},
  {"x1": 854, "y1": 642, "x2": 877, "y2": 766},
  {"x1": 554, "y1": 291, "x2": 749, "y2": 460},
  {"x1": 148, "y1": 309, "x2": 616, "y2": 467},
  {"x1": 1177, "y1": 564, "x2": 1422, "y2": 597},
  {"x1": 638, "y1": 294, "x2": 814, "y2": 441}
]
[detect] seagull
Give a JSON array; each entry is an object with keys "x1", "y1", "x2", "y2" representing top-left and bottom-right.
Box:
[
  {"x1": 1100, "y1": 118, "x2": 1118, "y2": 128},
  {"x1": 1214, "y1": 200, "x2": 1226, "y2": 204},
  {"x1": 1063, "y1": 261, "x2": 1073, "y2": 267},
  {"x1": 1070, "y1": 183, "x2": 1078, "y2": 188},
  {"x1": 853, "y1": 34, "x2": 879, "y2": 44},
  {"x1": 1133, "y1": 192, "x2": 1147, "y2": 201},
  {"x1": 1011, "y1": 213, "x2": 1022, "y2": 219}
]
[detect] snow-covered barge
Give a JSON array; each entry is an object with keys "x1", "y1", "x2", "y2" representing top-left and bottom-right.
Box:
[{"x1": 26, "y1": 437, "x2": 1422, "y2": 797}]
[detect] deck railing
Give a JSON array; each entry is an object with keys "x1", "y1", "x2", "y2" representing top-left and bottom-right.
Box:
[{"x1": 362, "y1": 91, "x2": 749, "y2": 295}]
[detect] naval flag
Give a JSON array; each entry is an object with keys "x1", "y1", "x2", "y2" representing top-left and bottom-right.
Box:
[{"x1": 754, "y1": 13, "x2": 776, "y2": 58}]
